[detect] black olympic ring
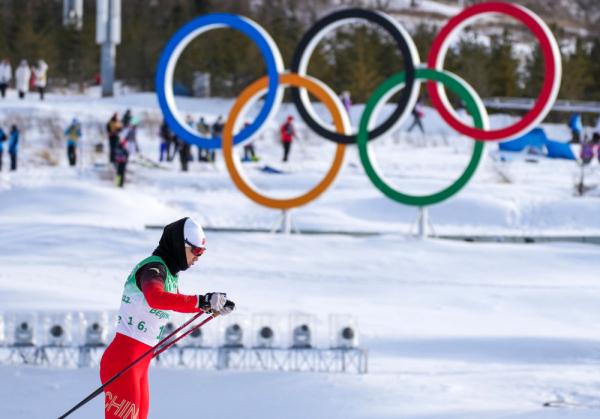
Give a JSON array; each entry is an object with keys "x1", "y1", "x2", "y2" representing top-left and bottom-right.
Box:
[{"x1": 290, "y1": 8, "x2": 420, "y2": 145}]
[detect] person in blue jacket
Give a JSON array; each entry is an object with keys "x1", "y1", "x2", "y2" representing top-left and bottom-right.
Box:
[
  {"x1": 568, "y1": 113, "x2": 583, "y2": 143},
  {"x1": 0, "y1": 127, "x2": 6, "y2": 171},
  {"x1": 8, "y1": 125, "x2": 19, "y2": 171},
  {"x1": 64, "y1": 118, "x2": 82, "y2": 166}
]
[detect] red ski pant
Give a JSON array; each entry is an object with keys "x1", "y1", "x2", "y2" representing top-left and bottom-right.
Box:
[{"x1": 100, "y1": 333, "x2": 152, "y2": 419}]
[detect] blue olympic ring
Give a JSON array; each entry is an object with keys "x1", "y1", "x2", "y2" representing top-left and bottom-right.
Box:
[{"x1": 155, "y1": 13, "x2": 284, "y2": 149}]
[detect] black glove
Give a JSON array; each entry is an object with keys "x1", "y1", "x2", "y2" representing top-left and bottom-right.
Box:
[
  {"x1": 198, "y1": 292, "x2": 226, "y2": 311},
  {"x1": 218, "y1": 300, "x2": 236, "y2": 316}
]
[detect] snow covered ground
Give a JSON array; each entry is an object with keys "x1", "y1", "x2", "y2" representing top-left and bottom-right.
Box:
[{"x1": 0, "y1": 88, "x2": 599, "y2": 418}]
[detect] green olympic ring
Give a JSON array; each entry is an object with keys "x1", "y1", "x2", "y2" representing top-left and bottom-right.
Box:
[{"x1": 357, "y1": 68, "x2": 489, "y2": 207}]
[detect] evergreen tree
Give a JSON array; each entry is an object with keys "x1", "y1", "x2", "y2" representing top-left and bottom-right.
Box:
[
  {"x1": 411, "y1": 23, "x2": 437, "y2": 60},
  {"x1": 559, "y1": 37, "x2": 593, "y2": 100},
  {"x1": 445, "y1": 33, "x2": 491, "y2": 100},
  {"x1": 486, "y1": 30, "x2": 519, "y2": 97},
  {"x1": 308, "y1": 25, "x2": 404, "y2": 103},
  {"x1": 588, "y1": 38, "x2": 600, "y2": 99},
  {"x1": 0, "y1": 0, "x2": 597, "y2": 106},
  {"x1": 521, "y1": 44, "x2": 544, "y2": 98},
  {"x1": 342, "y1": 27, "x2": 384, "y2": 102}
]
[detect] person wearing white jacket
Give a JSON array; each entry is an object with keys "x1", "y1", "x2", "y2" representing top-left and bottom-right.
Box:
[
  {"x1": 33, "y1": 59, "x2": 48, "y2": 101},
  {"x1": 0, "y1": 59, "x2": 12, "y2": 98},
  {"x1": 15, "y1": 60, "x2": 31, "y2": 99}
]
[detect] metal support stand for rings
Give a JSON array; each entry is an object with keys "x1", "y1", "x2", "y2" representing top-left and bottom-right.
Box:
[
  {"x1": 270, "y1": 210, "x2": 300, "y2": 235},
  {"x1": 411, "y1": 207, "x2": 436, "y2": 239}
]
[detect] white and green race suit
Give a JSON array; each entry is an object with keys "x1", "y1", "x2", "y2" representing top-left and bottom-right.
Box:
[{"x1": 115, "y1": 255, "x2": 178, "y2": 346}]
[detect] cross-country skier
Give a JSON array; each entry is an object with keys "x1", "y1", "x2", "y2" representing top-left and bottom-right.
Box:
[
  {"x1": 100, "y1": 217, "x2": 234, "y2": 419},
  {"x1": 280, "y1": 115, "x2": 297, "y2": 162},
  {"x1": 407, "y1": 97, "x2": 425, "y2": 134}
]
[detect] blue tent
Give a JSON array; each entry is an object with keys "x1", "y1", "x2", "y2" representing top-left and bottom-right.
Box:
[
  {"x1": 545, "y1": 139, "x2": 576, "y2": 160},
  {"x1": 498, "y1": 128, "x2": 575, "y2": 160},
  {"x1": 499, "y1": 128, "x2": 546, "y2": 152}
]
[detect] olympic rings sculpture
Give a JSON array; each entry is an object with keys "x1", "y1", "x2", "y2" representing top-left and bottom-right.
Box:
[{"x1": 156, "y1": 2, "x2": 561, "y2": 209}]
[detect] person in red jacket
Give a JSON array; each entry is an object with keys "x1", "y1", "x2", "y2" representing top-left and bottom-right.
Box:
[
  {"x1": 100, "y1": 217, "x2": 234, "y2": 419},
  {"x1": 280, "y1": 115, "x2": 297, "y2": 162}
]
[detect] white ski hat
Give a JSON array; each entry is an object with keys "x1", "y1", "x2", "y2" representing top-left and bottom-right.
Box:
[{"x1": 184, "y1": 218, "x2": 206, "y2": 248}]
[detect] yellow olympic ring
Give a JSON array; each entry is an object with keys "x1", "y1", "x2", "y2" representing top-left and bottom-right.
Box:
[{"x1": 222, "y1": 73, "x2": 349, "y2": 210}]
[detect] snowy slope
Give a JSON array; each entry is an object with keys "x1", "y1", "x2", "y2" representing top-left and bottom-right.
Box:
[
  {"x1": 0, "y1": 89, "x2": 595, "y2": 235},
  {"x1": 2, "y1": 220, "x2": 600, "y2": 418},
  {"x1": 0, "y1": 89, "x2": 599, "y2": 418}
]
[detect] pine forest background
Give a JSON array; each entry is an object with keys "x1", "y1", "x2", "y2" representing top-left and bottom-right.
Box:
[{"x1": 0, "y1": 0, "x2": 598, "y2": 111}]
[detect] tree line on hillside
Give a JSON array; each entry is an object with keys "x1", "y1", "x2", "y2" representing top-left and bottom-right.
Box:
[{"x1": 0, "y1": 0, "x2": 598, "y2": 107}]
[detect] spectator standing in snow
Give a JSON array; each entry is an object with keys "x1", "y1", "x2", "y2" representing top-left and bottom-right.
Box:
[
  {"x1": 33, "y1": 59, "x2": 48, "y2": 101},
  {"x1": 242, "y1": 122, "x2": 257, "y2": 162},
  {"x1": 120, "y1": 116, "x2": 139, "y2": 158},
  {"x1": 580, "y1": 135, "x2": 595, "y2": 165},
  {"x1": 159, "y1": 119, "x2": 172, "y2": 162},
  {"x1": 592, "y1": 116, "x2": 600, "y2": 143},
  {"x1": 196, "y1": 116, "x2": 211, "y2": 162},
  {"x1": 0, "y1": 127, "x2": 6, "y2": 171},
  {"x1": 64, "y1": 118, "x2": 82, "y2": 167},
  {"x1": 106, "y1": 113, "x2": 122, "y2": 164},
  {"x1": 114, "y1": 136, "x2": 129, "y2": 188},
  {"x1": 407, "y1": 97, "x2": 425, "y2": 134},
  {"x1": 568, "y1": 112, "x2": 583, "y2": 144},
  {"x1": 206, "y1": 115, "x2": 223, "y2": 163},
  {"x1": 122, "y1": 109, "x2": 132, "y2": 128},
  {"x1": 177, "y1": 136, "x2": 191, "y2": 172},
  {"x1": 125, "y1": 117, "x2": 140, "y2": 155},
  {"x1": 243, "y1": 142, "x2": 257, "y2": 161},
  {"x1": 185, "y1": 115, "x2": 195, "y2": 131},
  {"x1": 184, "y1": 114, "x2": 197, "y2": 164},
  {"x1": 8, "y1": 125, "x2": 19, "y2": 171},
  {"x1": 0, "y1": 58, "x2": 12, "y2": 98},
  {"x1": 340, "y1": 90, "x2": 352, "y2": 122},
  {"x1": 211, "y1": 115, "x2": 224, "y2": 140},
  {"x1": 15, "y1": 60, "x2": 31, "y2": 99},
  {"x1": 280, "y1": 115, "x2": 297, "y2": 162},
  {"x1": 176, "y1": 114, "x2": 195, "y2": 171}
]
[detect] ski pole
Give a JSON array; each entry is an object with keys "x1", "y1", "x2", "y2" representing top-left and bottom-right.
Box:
[
  {"x1": 153, "y1": 312, "x2": 217, "y2": 357},
  {"x1": 57, "y1": 311, "x2": 209, "y2": 419},
  {"x1": 153, "y1": 300, "x2": 234, "y2": 356}
]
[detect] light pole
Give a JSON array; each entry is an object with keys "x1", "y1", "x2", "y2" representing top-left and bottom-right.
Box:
[{"x1": 96, "y1": 0, "x2": 121, "y2": 97}]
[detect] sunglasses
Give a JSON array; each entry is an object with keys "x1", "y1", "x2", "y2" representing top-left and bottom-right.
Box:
[{"x1": 185, "y1": 239, "x2": 206, "y2": 256}]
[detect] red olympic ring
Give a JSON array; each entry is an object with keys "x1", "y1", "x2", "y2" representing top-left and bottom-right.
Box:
[{"x1": 427, "y1": 1, "x2": 561, "y2": 141}]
